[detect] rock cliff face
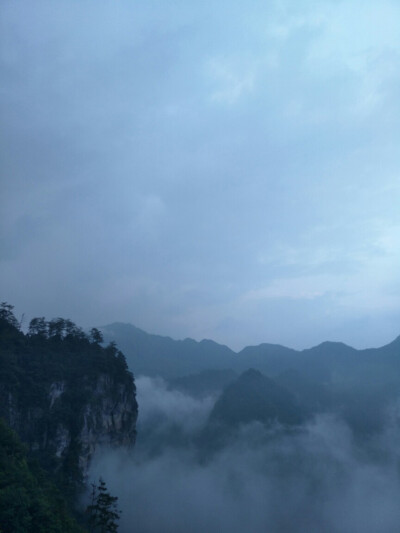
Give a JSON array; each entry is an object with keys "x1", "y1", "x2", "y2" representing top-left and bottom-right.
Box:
[
  {"x1": 78, "y1": 374, "x2": 137, "y2": 473},
  {"x1": 2, "y1": 374, "x2": 137, "y2": 478}
]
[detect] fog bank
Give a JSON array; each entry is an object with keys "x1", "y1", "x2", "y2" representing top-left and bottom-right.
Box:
[{"x1": 89, "y1": 378, "x2": 400, "y2": 533}]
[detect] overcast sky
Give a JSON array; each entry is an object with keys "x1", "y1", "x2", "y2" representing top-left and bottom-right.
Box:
[{"x1": 1, "y1": 0, "x2": 400, "y2": 350}]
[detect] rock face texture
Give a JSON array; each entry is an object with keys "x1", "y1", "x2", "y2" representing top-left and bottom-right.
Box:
[
  {"x1": 0, "y1": 374, "x2": 138, "y2": 476},
  {"x1": 78, "y1": 374, "x2": 137, "y2": 473},
  {"x1": 2, "y1": 374, "x2": 137, "y2": 477}
]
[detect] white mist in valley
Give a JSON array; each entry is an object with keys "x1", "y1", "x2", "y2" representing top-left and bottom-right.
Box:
[
  {"x1": 90, "y1": 377, "x2": 400, "y2": 533},
  {"x1": 136, "y1": 376, "x2": 215, "y2": 435}
]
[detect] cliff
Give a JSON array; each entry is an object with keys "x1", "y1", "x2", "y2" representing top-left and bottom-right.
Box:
[
  {"x1": 0, "y1": 305, "x2": 138, "y2": 497},
  {"x1": 3, "y1": 373, "x2": 137, "y2": 477}
]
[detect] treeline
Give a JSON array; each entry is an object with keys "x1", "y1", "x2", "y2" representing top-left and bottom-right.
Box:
[
  {"x1": 1, "y1": 301, "x2": 104, "y2": 344},
  {"x1": 0, "y1": 302, "x2": 132, "y2": 397}
]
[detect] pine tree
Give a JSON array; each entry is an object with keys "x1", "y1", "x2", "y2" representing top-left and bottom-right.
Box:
[{"x1": 87, "y1": 478, "x2": 121, "y2": 533}]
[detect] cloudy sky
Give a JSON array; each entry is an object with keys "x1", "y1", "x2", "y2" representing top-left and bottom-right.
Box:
[{"x1": 1, "y1": 0, "x2": 400, "y2": 350}]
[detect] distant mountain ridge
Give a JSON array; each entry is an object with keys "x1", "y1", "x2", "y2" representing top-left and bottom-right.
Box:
[
  {"x1": 101, "y1": 323, "x2": 235, "y2": 378},
  {"x1": 101, "y1": 323, "x2": 400, "y2": 388}
]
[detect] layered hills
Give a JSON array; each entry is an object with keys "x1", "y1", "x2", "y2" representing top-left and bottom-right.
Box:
[
  {"x1": 102, "y1": 322, "x2": 400, "y2": 441},
  {"x1": 101, "y1": 322, "x2": 400, "y2": 392}
]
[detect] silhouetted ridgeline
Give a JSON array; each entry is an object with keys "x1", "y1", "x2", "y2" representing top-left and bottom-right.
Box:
[
  {"x1": 102, "y1": 322, "x2": 400, "y2": 388},
  {"x1": 0, "y1": 303, "x2": 137, "y2": 531},
  {"x1": 103, "y1": 322, "x2": 400, "y2": 438}
]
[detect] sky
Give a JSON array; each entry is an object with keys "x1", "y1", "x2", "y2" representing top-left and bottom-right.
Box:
[{"x1": 1, "y1": 0, "x2": 400, "y2": 350}]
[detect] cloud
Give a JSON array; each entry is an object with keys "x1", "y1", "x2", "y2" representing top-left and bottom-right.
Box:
[
  {"x1": 206, "y1": 56, "x2": 256, "y2": 105},
  {"x1": 244, "y1": 276, "x2": 329, "y2": 301},
  {"x1": 1, "y1": 0, "x2": 400, "y2": 351},
  {"x1": 136, "y1": 376, "x2": 215, "y2": 435},
  {"x1": 89, "y1": 377, "x2": 400, "y2": 533}
]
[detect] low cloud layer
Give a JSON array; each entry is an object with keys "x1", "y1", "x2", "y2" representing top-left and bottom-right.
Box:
[
  {"x1": 89, "y1": 377, "x2": 400, "y2": 533},
  {"x1": 135, "y1": 375, "x2": 215, "y2": 436}
]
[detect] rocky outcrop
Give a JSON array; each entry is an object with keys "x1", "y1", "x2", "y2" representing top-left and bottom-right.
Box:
[
  {"x1": 1, "y1": 373, "x2": 137, "y2": 477},
  {"x1": 78, "y1": 374, "x2": 137, "y2": 473}
]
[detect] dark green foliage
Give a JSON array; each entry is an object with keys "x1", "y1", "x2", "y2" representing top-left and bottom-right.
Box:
[
  {"x1": 0, "y1": 303, "x2": 137, "y2": 528},
  {"x1": 28, "y1": 317, "x2": 48, "y2": 337},
  {"x1": 87, "y1": 478, "x2": 120, "y2": 533},
  {"x1": 0, "y1": 418, "x2": 85, "y2": 533},
  {"x1": 0, "y1": 302, "x2": 19, "y2": 329},
  {"x1": 89, "y1": 328, "x2": 104, "y2": 345}
]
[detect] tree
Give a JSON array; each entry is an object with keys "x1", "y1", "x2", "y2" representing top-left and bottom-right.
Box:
[
  {"x1": 48, "y1": 318, "x2": 66, "y2": 339},
  {"x1": 28, "y1": 317, "x2": 48, "y2": 338},
  {"x1": 0, "y1": 419, "x2": 84, "y2": 533},
  {"x1": 105, "y1": 341, "x2": 118, "y2": 357},
  {"x1": 0, "y1": 302, "x2": 19, "y2": 328},
  {"x1": 64, "y1": 319, "x2": 78, "y2": 337},
  {"x1": 89, "y1": 328, "x2": 103, "y2": 345},
  {"x1": 87, "y1": 478, "x2": 121, "y2": 533}
]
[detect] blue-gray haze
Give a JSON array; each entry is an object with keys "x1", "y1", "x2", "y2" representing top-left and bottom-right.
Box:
[
  {"x1": 1, "y1": 0, "x2": 400, "y2": 350},
  {"x1": 90, "y1": 376, "x2": 400, "y2": 533}
]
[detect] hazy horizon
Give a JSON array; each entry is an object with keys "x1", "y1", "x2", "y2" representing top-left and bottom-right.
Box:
[{"x1": 101, "y1": 320, "x2": 400, "y2": 353}]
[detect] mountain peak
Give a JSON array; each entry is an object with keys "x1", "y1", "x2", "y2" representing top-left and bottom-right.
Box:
[
  {"x1": 209, "y1": 368, "x2": 305, "y2": 428},
  {"x1": 303, "y1": 340, "x2": 356, "y2": 354},
  {"x1": 238, "y1": 368, "x2": 263, "y2": 380}
]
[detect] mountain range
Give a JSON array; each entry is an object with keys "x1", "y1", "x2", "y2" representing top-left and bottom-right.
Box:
[{"x1": 101, "y1": 322, "x2": 400, "y2": 391}]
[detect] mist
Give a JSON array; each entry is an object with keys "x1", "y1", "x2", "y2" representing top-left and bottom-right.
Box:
[
  {"x1": 132, "y1": 376, "x2": 216, "y2": 455},
  {"x1": 89, "y1": 377, "x2": 400, "y2": 533}
]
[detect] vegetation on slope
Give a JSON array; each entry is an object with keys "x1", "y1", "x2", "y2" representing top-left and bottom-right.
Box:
[
  {"x1": 0, "y1": 418, "x2": 85, "y2": 533},
  {"x1": 0, "y1": 303, "x2": 136, "y2": 531}
]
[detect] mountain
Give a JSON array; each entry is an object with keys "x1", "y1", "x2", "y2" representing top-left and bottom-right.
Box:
[
  {"x1": 101, "y1": 322, "x2": 236, "y2": 378},
  {"x1": 101, "y1": 322, "x2": 400, "y2": 391},
  {"x1": 209, "y1": 369, "x2": 306, "y2": 428},
  {"x1": 276, "y1": 368, "x2": 332, "y2": 414},
  {"x1": 101, "y1": 323, "x2": 305, "y2": 378},
  {"x1": 168, "y1": 368, "x2": 238, "y2": 398}
]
